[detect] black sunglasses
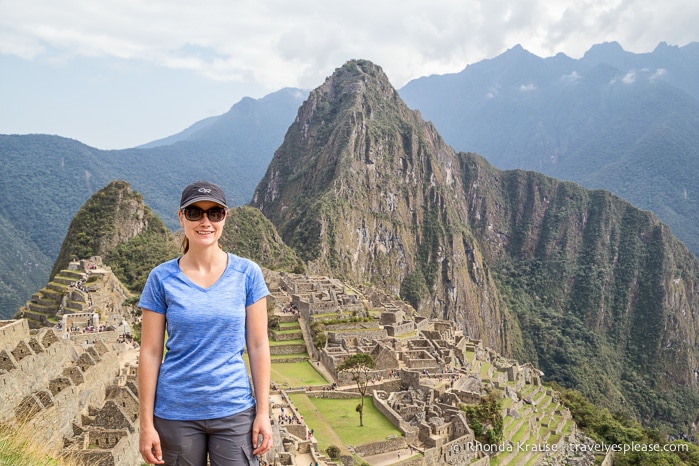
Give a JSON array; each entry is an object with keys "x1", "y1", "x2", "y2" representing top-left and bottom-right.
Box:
[{"x1": 181, "y1": 206, "x2": 227, "y2": 222}]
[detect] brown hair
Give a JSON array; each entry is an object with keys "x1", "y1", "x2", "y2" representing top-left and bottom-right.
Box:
[{"x1": 180, "y1": 234, "x2": 190, "y2": 254}]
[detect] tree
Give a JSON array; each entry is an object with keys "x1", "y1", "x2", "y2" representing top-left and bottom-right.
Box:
[
  {"x1": 336, "y1": 353, "x2": 376, "y2": 426},
  {"x1": 400, "y1": 270, "x2": 428, "y2": 310}
]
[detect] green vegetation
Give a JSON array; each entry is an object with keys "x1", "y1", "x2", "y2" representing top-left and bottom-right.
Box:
[
  {"x1": 400, "y1": 270, "x2": 429, "y2": 310},
  {"x1": 269, "y1": 361, "x2": 329, "y2": 388},
  {"x1": 488, "y1": 168, "x2": 699, "y2": 433},
  {"x1": 460, "y1": 389, "x2": 504, "y2": 446},
  {"x1": 220, "y1": 206, "x2": 306, "y2": 273},
  {"x1": 0, "y1": 425, "x2": 71, "y2": 466},
  {"x1": 288, "y1": 393, "x2": 402, "y2": 453},
  {"x1": 50, "y1": 181, "x2": 178, "y2": 294},
  {"x1": 106, "y1": 219, "x2": 179, "y2": 293},
  {"x1": 325, "y1": 444, "x2": 341, "y2": 460},
  {"x1": 552, "y1": 382, "x2": 699, "y2": 465}
]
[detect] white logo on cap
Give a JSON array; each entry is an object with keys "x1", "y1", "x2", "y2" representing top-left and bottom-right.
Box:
[{"x1": 198, "y1": 188, "x2": 212, "y2": 194}]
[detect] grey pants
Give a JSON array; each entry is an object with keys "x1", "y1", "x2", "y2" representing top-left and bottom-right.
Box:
[{"x1": 154, "y1": 407, "x2": 259, "y2": 466}]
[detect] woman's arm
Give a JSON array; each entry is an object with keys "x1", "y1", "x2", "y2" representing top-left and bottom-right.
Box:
[
  {"x1": 138, "y1": 309, "x2": 166, "y2": 465},
  {"x1": 246, "y1": 296, "x2": 273, "y2": 456}
]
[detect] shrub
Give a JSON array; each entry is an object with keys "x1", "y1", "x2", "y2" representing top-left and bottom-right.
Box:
[{"x1": 325, "y1": 445, "x2": 341, "y2": 460}]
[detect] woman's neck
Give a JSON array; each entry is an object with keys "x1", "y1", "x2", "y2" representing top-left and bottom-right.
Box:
[
  {"x1": 179, "y1": 245, "x2": 228, "y2": 288},
  {"x1": 181, "y1": 244, "x2": 227, "y2": 271}
]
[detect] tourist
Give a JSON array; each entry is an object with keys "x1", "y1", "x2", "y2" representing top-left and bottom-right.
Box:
[{"x1": 138, "y1": 181, "x2": 272, "y2": 465}]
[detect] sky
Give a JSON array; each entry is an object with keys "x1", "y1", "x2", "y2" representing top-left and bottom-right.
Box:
[{"x1": 1, "y1": 0, "x2": 698, "y2": 150}]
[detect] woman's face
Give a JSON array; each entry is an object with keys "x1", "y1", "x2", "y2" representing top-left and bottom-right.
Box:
[{"x1": 178, "y1": 200, "x2": 226, "y2": 249}]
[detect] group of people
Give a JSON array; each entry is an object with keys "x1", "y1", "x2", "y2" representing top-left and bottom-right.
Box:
[
  {"x1": 276, "y1": 404, "x2": 301, "y2": 426},
  {"x1": 277, "y1": 411, "x2": 300, "y2": 426},
  {"x1": 58, "y1": 322, "x2": 104, "y2": 333}
]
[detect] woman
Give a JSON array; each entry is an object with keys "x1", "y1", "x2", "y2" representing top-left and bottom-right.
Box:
[{"x1": 138, "y1": 181, "x2": 272, "y2": 465}]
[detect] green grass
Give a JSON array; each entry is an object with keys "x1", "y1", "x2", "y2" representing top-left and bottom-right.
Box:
[
  {"x1": 270, "y1": 361, "x2": 329, "y2": 387},
  {"x1": 511, "y1": 421, "x2": 531, "y2": 443},
  {"x1": 269, "y1": 339, "x2": 304, "y2": 346},
  {"x1": 0, "y1": 426, "x2": 68, "y2": 466},
  {"x1": 271, "y1": 353, "x2": 308, "y2": 360},
  {"x1": 279, "y1": 322, "x2": 300, "y2": 329},
  {"x1": 289, "y1": 394, "x2": 402, "y2": 452}
]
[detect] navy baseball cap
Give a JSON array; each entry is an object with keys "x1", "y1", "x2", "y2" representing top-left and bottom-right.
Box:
[{"x1": 179, "y1": 181, "x2": 228, "y2": 209}]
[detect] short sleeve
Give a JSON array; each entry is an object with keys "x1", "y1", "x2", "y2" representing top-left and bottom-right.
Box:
[
  {"x1": 138, "y1": 266, "x2": 168, "y2": 314},
  {"x1": 245, "y1": 261, "x2": 269, "y2": 307}
]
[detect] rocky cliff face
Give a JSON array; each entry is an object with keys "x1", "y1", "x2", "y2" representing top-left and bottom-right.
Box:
[
  {"x1": 253, "y1": 60, "x2": 699, "y2": 430},
  {"x1": 252, "y1": 60, "x2": 509, "y2": 354}
]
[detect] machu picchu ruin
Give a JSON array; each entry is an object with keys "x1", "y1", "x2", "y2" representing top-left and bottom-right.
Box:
[
  {"x1": 1, "y1": 257, "x2": 599, "y2": 465},
  {"x1": 262, "y1": 271, "x2": 596, "y2": 466}
]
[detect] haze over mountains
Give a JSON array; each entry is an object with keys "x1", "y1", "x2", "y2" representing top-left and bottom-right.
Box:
[
  {"x1": 400, "y1": 41, "x2": 699, "y2": 256},
  {"x1": 0, "y1": 88, "x2": 306, "y2": 316}
]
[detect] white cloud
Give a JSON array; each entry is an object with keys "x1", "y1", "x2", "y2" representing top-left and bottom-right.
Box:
[
  {"x1": 649, "y1": 68, "x2": 668, "y2": 81},
  {"x1": 2, "y1": 0, "x2": 697, "y2": 89},
  {"x1": 561, "y1": 70, "x2": 582, "y2": 84},
  {"x1": 0, "y1": 0, "x2": 697, "y2": 148},
  {"x1": 622, "y1": 70, "x2": 637, "y2": 84},
  {"x1": 520, "y1": 83, "x2": 537, "y2": 92}
]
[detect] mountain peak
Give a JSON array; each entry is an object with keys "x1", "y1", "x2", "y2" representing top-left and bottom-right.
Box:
[
  {"x1": 252, "y1": 58, "x2": 417, "y2": 216},
  {"x1": 491, "y1": 43, "x2": 543, "y2": 69},
  {"x1": 316, "y1": 59, "x2": 397, "y2": 104},
  {"x1": 50, "y1": 180, "x2": 175, "y2": 289},
  {"x1": 581, "y1": 41, "x2": 627, "y2": 65},
  {"x1": 252, "y1": 57, "x2": 507, "y2": 350}
]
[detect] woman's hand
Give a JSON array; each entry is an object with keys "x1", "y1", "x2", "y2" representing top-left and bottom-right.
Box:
[
  {"x1": 139, "y1": 425, "x2": 165, "y2": 465},
  {"x1": 251, "y1": 413, "x2": 274, "y2": 456}
]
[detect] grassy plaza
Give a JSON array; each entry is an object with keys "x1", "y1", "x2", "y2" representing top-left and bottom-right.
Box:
[{"x1": 288, "y1": 393, "x2": 402, "y2": 452}]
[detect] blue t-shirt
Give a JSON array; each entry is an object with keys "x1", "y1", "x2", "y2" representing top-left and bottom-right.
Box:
[{"x1": 138, "y1": 253, "x2": 269, "y2": 420}]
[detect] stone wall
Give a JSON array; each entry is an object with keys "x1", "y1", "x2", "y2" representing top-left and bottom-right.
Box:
[
  {"x1": 1, "y1": 318, "x2": 137, "y2": 464},
  {"x1": 1, "y1": 329, "x2": 75, "y2": 423},
  {"x1": 372, "y1": 390, "x2": 419, "y2": 443},
  {"x1": 351, "y1": 436, "x2": 408, "y2": 457},
  {"x1": 0, "y1": 319, "x2": 30, "y2": 350},
  {"x1": 327, "y1": 329, "x2": 387, "y2": 343},
  {"x1": 270, "y1": 343, "x2": 307, "y2": 355},
  {"x1": 307, "y1": 390, "x2": 362, "y2": 400},
  {"x1": 385, "y1": 321, "x2": 416, "y2": 337}
]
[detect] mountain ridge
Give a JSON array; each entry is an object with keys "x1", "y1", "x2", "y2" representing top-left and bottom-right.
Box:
[
  {"x1": 3, "y1": 44, "x2": 699, "y2": 435},
  {"x1": 399, "y1": 41, "x2": 699, "y2": 259}
]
